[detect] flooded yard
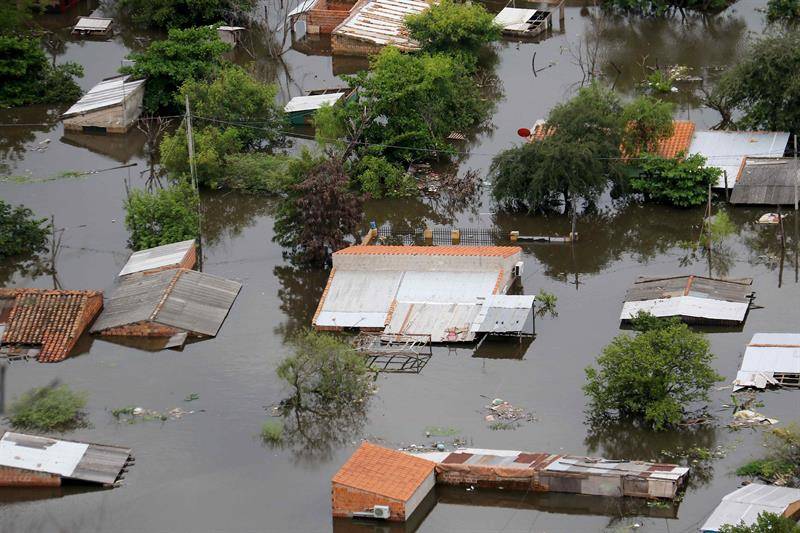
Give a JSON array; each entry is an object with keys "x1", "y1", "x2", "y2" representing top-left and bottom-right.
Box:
[{"x1": 2, "y1": 0, "x2": 799, "y2": 531}]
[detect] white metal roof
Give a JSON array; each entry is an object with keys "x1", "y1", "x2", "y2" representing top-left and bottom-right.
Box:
[
  {"x1": 384, "y1": 301, "x2": 481, "y2": 342},
  {"x1": 471, "y1": 294, "x2": 535, "y2": 334},
  {"x1": 73, "y1": 16, "x2": 113, "y2": 31},
  {"x1": 620, "y1": 296, "x2": 749, "y2": 323},
  {"x1": 734, "y1": 333, "x2": 800, "y2": 389},
  {"x1": 332, "y1": 0, "x2": 430, "y2": 49},
  {"x1": 395, "y1": 271, "x2": 498, "y2": 304},
  {"x1": 689, "y1": 131, "x2": 790, "y2": 188},
  {"x1": 493, "y1": 7, "x2": 537, "y2": 29},
  {"x1": 0, "y1": 432, "x2": 88, "y2": 477},
  {"x1": 314, "y1": 270, "x2": 402, "y2": 328},
  {"x1": 284, "y1": 91, "x2": 347, "y2": 113},
  {"x1": 701, "y1": 483, "x2": 800, "y2": 532},
  {"x1": 118, "y1": 239, "x2": 195, "y2": 277},
  {"x1": 62, "y1": 75, "x2": 147, "y2": 117},
  {"x1": 217, "y1": 25, "x2": 245, "y2": 31}
]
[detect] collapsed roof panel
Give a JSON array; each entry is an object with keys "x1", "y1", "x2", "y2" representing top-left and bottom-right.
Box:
[{"x1": 734, "y1": 333, "x2": 800, "y2": 390}]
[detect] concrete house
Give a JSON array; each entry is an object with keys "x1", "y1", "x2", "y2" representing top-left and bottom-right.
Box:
[{"x1": 62, "y1": 76, "x2": 146, "y2": 134}]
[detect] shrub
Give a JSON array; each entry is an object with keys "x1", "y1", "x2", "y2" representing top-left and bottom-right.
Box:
[
  {"x1": 628, "y1": 153, "x2": 721, "y2": 207},
  {"x1": 260, "y1": 420, "x2": 284, "y2": 444},
  {"x1": 352, "y1": 155, "x2": 416, "y2": 198},
  {"x1": 405, "y1": 0, "x2": 500, "y2": 59},
  {"x1": 719, "y1": 512, "x2": 800, "y2": 533},
  {"x1": 160, "y1": 125, "x2": 242, "y2": 188},
  {"x1": 736, "y1": 424, "x2": 800, "y2": 486},
  {"x1": 222, "y1": 153, "x2": 294, "y2": 193},
  {"x1": 767, "y1": 0, "x2": 800, "y2": 22},
  {"x1": 117, "y1": 0, "x2": 255, "y2": 29},
  {"x1": 8, "y1": 384, "x2": 88, "y2": 431},
  {"x1": 0, "y1": 199, "x2": 49, "y2": 259},
  {"x1": 124, "y1": 184, "x2": 200, "y2": 250}
]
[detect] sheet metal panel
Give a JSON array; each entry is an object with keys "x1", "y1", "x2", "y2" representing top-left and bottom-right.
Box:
[
  {"x1": 0, "y1": 432, "x2": 88, "y2": 477},
  {"x1": 734, "y1": 333, "x2": 800, "y2": 388},
  {"x1": 701, "y1": 484, "x2": 800, "y2": 532},
  {"x1": 730, "y1": 158, "x2": 800, "y2": 205},
  {"x1": 333, "y1": 0, "x2": 430, "y2": 49},
  {"x1": 394, "y1": 271, "x2": 497, "y2": 304},
  {"x1": 91, "y1": 269, "x2": 175, "y2": 332},
  {"x1": 118, "y1": 239, "x2": 195, "y2": 276},
  {"x1": 471, "y1": 294, "x2": 535, "y2": 334},
  {"x1": 315, "y1": 311, "x2": 387, "y2": 328},
  {"x1": 63, "y1": 76, "x2": 146, "y2": 117},
  {"x1": 155, "y1": 270, "x2": 241, "y2": 336},
  {"x1": 620, "y1": 297, "x2": 749, "y2": 323},
  {"x1": 384, "y1": 301, "x2": 480, "y2": 342},
  {"x1": 493, "y1": 7, "x2": 538, "y2": 27},
  {"x1": 689, "y1": 131, "x2": 790, "y2": 188},
  {"x1": 319, "y1": 269, "x2": 402, "y2": 317},
  {"x1": 74, "y1": 17, "x2": 113, "y2": 31},
  {"x1": 284, "y1": 92, "x2": 346, "y2": 113}
]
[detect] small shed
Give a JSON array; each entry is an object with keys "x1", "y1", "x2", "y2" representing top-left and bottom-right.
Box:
[
  {"x1": 91, "y1": 268, "x2": 241, "y2": 346},
  {"x1": 62, "y1": 75, "x2": 146, "y2": 134},
  {"x1": 493, "y1": 7, "x2": 552, "y2": 38},
  {"x1": 118, "y1": 239, "x2": 196, "y2": 277},
  {"x1": 0, "y1": 289, "x2": 103, "y2": 363},
  {"x1": 332, "y1": 442, "x2": 436, "y2": 522},
  {"x1": 701, "y1": 483, "x2": 800, "y2": 532},
  {"x1": 734, "y1": 333, "x2": 800, "y2": 390},
  {"x1": 730, "y1": 158, "x2": 800, "y2": 205},
  {"x1": 284, "y1": 88, "x2": 352, "y2": 125},
  {"x1": 331, "y1": 0, "x2": 431, "y2": 56},
  {"x1": 217, "y1": 26, "x2": 245, "y2": 47},
  {"x1": 0, "y1": 431, "x2": 133, "y2": 488},
  {"x1": 620, "y1": 275, "x2": 754, "y2": 326},
  {"x1": 72, "y1": 16, "x2": 113, "y2": 37}
]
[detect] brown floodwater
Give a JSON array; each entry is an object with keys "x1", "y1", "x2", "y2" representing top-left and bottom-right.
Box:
[{"x1": 2, "y1": 0, "x2": 799, "y2": 531}]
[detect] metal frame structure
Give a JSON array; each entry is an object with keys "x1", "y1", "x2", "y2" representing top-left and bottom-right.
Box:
[{"x1": 354, "y1": 333, "x2": 432, "y2": 374}]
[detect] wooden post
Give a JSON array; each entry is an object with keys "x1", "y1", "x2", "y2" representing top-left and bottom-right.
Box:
[
  {"x1": 570, "y1": 196, "x2": 577, "y2": 243},
  {"x1": 451, "y1": 229, "x2": 460, "y2": 245}
]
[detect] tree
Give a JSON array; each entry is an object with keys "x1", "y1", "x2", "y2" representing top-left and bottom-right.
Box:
[
  {"x1": 273, "y1": 157, "x2": 365, "y2": 265},
  {"x1": 405, "y1": 0, "x2": 500, "y2": 60},
  {"x1": 124, "y1": 183, "x2": 200, "y2": 250},
  {"x1": 767, "y1": 0, "x2": 800, "y2": 23},
  {"x1": 8, "y1": 383, "x2": 88, "y2": 431},
  {"x1": 0, "y1": 36, "x2": 83, "y2": 107},
  {"x1": 628, "y1": 153, "x2": 721, "y2": 207},
  {"x1": 719, "y1": 512, "x2": 800, "y2": 533},
  {"x1": 121, "y1": 27, "x2": 230, "y2": 114},
  {"x1": 0, "y1": 0, "x2": 37, "y2": 35},
  {"x1": 712, "y1": 30, "x2": 800, "y2": 133},
  {"x1": 621, "y1": 96, "x2": 675, "y2": 156},
  {"x1": 160, "y1": 125, "x2": 241, "y2": 188},
  {"x1": 352, "y1": 155, "x2": 416, "y2": 199},
  {"x1": 584, "y1": 312, "x2": 723, "y2": 430},
  {"x1": 0, "y1": 199, "x2": 49, "y2": 259},
  {"x1": 116, "y1": 0, "x2": 254, "y2": 29}
]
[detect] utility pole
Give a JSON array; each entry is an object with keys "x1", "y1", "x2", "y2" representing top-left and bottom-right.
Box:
[{"x1": 184, "y1": 95, "x2": 203, "y2": 271}]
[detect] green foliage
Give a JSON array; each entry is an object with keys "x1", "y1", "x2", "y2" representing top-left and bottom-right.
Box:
[
  {"x1": 121, "y1": 27, "x2": 230, "y2": 114},
  {"x1": 535, "y1": 290, "x2": 558, "y2": 318},
  {"x1": 0, "y1": 199, "x2": 49, "y2": 259},
  {"x1": 621, "y1": 96, "x2": 675, "y2": 156},
  {"x1": 0, "y1": 36, "x2": 83, "y2": 107},
  {"x1": 276, "y1": 330, "x2": 373, "y2": 415},
  {"x1": 222, "y1": 153, "x2": 295, "y2": 193},
  {"x1": 719, "y1": 512, "x2": 800, "y2": 533},
  {"x1": 736, "y1": 459, "x2": 796, "y2": 479},
  {"x1": 629, "y1": 153, "x2": 720, "y2": 207},
  {"x1": 260, "y1": 420, "x2": 284, "y2": 444},
  {"x1": 492, "y1": 83, "x2": 624, "y2": 211},
  {"x1": 701, "y1": 210, "x2": 736, "y2": 249},
  {"x1": 599, "y1": 0, "x2": 731, "y2": 15},
  {"x1": 736, "y1": 424, "x2": 800, "y2": 485},
  {"x1": 117, "y1": 0, "x2": 254, "y2": 29},
  {"x1": 160, "y1": 125, "x2": 242, "y2": 188},
  {"x1": 767, "y1": 0, "x2": 800, "y2": 22},
  {"x1": 713, "y1": 30, "x2": 800, "y2": 132},
  {"x1": 8, "y1": 384, "x2": 88, "y2": 431},
  {"x1": 405, "y1": 0, "x2": 501, "y2": 59},
  {"x1": 584, "y1": 312, "x2": 723, "y2": 430},
  {"x1": 124, "y1": 184, "x2": 200, "y2": 250},
  {"x1": 424, "y1": 426, "x2": 460, "y2": 437},
  {"x1": 352, "y1": 155, "x2": 416, "y2": 198},
  {"x1": 0, "y1": 0, "x2": 37, "y2": 35}
]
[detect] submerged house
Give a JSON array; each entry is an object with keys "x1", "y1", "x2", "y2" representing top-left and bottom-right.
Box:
[
  {"x1": 620, "y1": 275, "x2": 754, "y2": 326},
  {"x1": 312, "y1": 245, "x2": 535, "y2": 342},
  {"x1": 493, "y1": 7, "x2": 552, "y2": 38},
  {"x1": 331, "y1": 0, "x2": 431, "y2": 56},
  {"x1": 90, "y1": 268, "x2": 241, "y2": 348},
  {"x1": 730, "y1": 158, "x2": 800, "y2": 205},
  {"x1": 289, "y1": 0, "x2": 358, "y2": 34},
  {"x1": 62, "y1": 75, "x2": 146, "y2": 134},
  {"x1": 733, "y1": 333, "x2": 800, "y2": 390},
  {"x1": 72, "y1": 16, "x2": 114, "y2": 38},
  {"x1": 0, "y1": 431, "x2": 132, "y2": 488},
  {"x1": 284, "y1": 88, "x2": 353, "y2": 125},
  {"x1": 701, "y1": 484, "x2": 800, "y2": 532},
  {"x1": 117, "y1": 239, "x2": 196, "y2": 277},
  {"x1": 0, "y1": 289, "x2": 103, "y2": 362},
  {"x1": 217, "y1": 25, "x2": 245, "y2": 47}
]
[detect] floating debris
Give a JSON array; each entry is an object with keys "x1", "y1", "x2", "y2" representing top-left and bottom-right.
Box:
[
  {"x1": 484, "y1": 398, "x2": 536, "y2": 427},
  {"x1": 729, "y1": 409, "x2": 778, "y2": 429},
  {"x1": 111, "y1": 405, "x2": 197, "y2": 423}
]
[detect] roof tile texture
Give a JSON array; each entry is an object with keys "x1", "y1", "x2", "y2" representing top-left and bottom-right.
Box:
[
  {"x1": 335, "y1": 245, "x2": 521, "y2": 258},
  {"x1": 332, "y1": 442, "x2": 435, "y2": 502}
]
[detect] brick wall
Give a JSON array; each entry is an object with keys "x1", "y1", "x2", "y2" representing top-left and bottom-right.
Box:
[
  {"x1": 0, "y1": 466, "x2": 61, "y2": 487},
  {"x1": 435, "y1": 468, "x2": 539, "y2": 492},
  {"x1": 332, "y1": 484, "x2": 405, "y2": 521},
  {"x1": 97, "y1": 321, "x2": 181, "y2": 337},
  {"x1": 331, "y1": 34, "x2": 384, "y2": 57}
]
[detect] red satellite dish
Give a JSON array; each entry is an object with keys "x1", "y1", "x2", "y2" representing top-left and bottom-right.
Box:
[{"x1": 517, "y1": 127, "x2": 531, "y2": 138}]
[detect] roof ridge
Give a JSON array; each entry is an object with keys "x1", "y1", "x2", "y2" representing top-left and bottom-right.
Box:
[{"x1": 149, "y1": 269, "x2": 185, "y2": 320}]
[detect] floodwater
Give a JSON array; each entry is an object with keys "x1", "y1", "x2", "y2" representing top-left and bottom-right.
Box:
[{"x1": 1, "y1": 0, "x2": 798, "y2": 531}]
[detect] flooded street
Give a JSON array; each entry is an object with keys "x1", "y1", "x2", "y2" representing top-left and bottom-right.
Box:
[{"x1": 2, "y1": 0, "x2": 799, "y2": 531}]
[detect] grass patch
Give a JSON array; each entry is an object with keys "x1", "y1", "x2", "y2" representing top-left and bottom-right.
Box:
[
  {"x1": 489, "y1": 421, "x2": 518, "y2": 431},
  {"x1": 8, "y1": 384, "x2": 88, "y2": 431},
  {"x1": 424, "y1": 426, "x2": 460, "y2": 437},
  {"x1": 736, "y1": 459, "x2": 795, "y2": 480},
  {"x1": 111, "y1": 406, "x2": 137, "y2": 418},
  {"x1": 184, "y1": 393, "x2": 199, "y2": 402},
  {"x1": 260, "y1": 420, "x2": 284, "y2": 444}
]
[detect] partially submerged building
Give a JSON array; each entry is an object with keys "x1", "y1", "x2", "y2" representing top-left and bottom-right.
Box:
[
  {"x1": 0, "y1": 431, "x2": 132, "y2": 488},
  {"x1": 688, "y1": 130, "x2": 790, "y2": 189},
  {"x1": 284, "y1": 88, "x2": 352, "y2": 125},
  {"x1": 701, "y1": 483, "x2": 800, "y2": 532},
  {"x1": 493, "y1": 7, "x2": 552, "y2": 38},
  {"x1": 331, "y1": 0, "x2": 431, "y2": 56},
  {"x1": 217, "y1": 25, "x2": 245, "y2": 47},
  {"x1": 312, "y1": 245, "x2": 535, "y2": 342},
  {"x1": 730, "y1": 158, "x2": 800, "y2": 205},
  {"x1": 0, "y1": 289, "x2": 103, "y2": 362},
  {"x1": 733, "y1": 333, "x2": 800, "y2": 390},
  {"x1": 71, "y1": 16, "x2": 114, "y2": 37},
  {"x1": 289, "y1": 0, "x2": 358, "y2": 34},
  {"x1": 620, "y1": 275, "x2": 754, "y2": 326},
  {"x1": 90, "y1": 268, "x2": 241, "y2": 348},
  {"x1": 62, "y1": 75, "x2": 146, "y2": 134},
  {"x1": 118, "y1": 239, "x2": 196, "y2": 277}
]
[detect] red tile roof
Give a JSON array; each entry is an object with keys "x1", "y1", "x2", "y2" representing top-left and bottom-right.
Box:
[
  {"x1": 335, "y1": 245, "x2": 522, "y2": 258},
  {"x1": 0, "y1": 289, "x2": 103, "y2": 363},
  {"x1": 332, "y1": 442, "x2": 436, "y2": 502}
]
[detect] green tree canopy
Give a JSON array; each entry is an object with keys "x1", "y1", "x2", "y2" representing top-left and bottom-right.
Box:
[
  {"x1": 0, "y1": 199, "x2": 49, "y2": 259},
  {"x1": 117, "y1": 0, "x2": 254, "y2": 29},
  {"x1": 767, "y1": 0, "x2": 800, "y2": 23},
  {"x1": 719, "y1": 512, "x2": 800, "y2": 533},
  {"x1": 121, "y1": 26, "x2": 230, "y2": 114},
  {"x1": 124, "y1": 183, "x2": 200, "y2": 250},
  {"x1": 8, "y1": 383, "x2": 88, "y2": 432},
  {"x1": 628, "y1": 152, "x2": 720, "y2": 207},
  {"x1": 584, "y1": 312, "x2": 723, "y2": 430},
  {"x1": 405, "y1": 0, "x2": 500, "y2": 59},
  {"x1": 621, "y1": 95, "x2": 675, "y2": 156}
]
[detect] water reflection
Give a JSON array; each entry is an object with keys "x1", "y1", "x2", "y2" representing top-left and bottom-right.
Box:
[
  {"x1": 201, "y1": 191, "x2": 274, "y2": 246},
  {"x1": 0, "y1": 107, "x2": 61, "y2": 175},
  {"x1": 273, "y1": 261, "x2": 328, "y2": 340}
]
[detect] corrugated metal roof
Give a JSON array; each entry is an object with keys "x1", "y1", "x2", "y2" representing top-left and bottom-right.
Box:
[
  {"x1": 620, "y1": 297, "x2": 750, "y2": 324},
  {"x1": 73, "y1": 16, "x2": 113, "y2": 31},
  {"x1": 493, "y1": 7, "x2": 538, "y2": 30},
  {"x1": 384, "y1": 301, "x2": 481, "y2": 342},
  {"x1": 62, "y1": 75, "x2": 146, "y2": 118},
  {"x1": 315, "y1": 270, "x2": 401, "y2": 328},
  {"x1": 118, "y1": 239, "x2": 195, "y2": 276},
  {"x1": 91, "y1": 269, "x2": 175, "y2": 332},
  {"x1": 395, "y1": 271, "x2": 498, "y2": 303},
  {"x1": 701, "y1": 483, "x2": 800, "y2": 532},
  {"x1": 734, "y1": 333, "x2": 800, "y2": 389},
  {"x1": 284, "y1": 91, "x2": 347, "y2": 113},
  {"x1": 332, "y1": 0, "x2": 431, "y2": 50},
  {"x1": 471, "y1": 294, "x2": 535, "y2": 334},
  {"x1": 730, "y1": 158, "x2": 800, "y2": 205},
  {"x1": 689, "y1": 131, "x2": 790, "y2": 188}
]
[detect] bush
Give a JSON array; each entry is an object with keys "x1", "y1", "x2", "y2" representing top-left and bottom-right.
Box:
[
  {"x1": 8, "y1": 384, "x2": 88, "y2": 431},
  {"x1": 405, "y1": 0, "x2": 500, "y2": 59},
  {"x1": 719, "y1": 512, "x2": 800, "y2": 533},
  {"x1": 117, "y1": 0, "x2": 255, "y2": 29},
  {"x1": 767, "y1": 0, "x2": 800, "y2": 23},
  {"x1": 352, "y1": 155, "x2": 416, "y2": 198},
  {"x1": 160, "y1": 125, "x2": 242, "y2": 188},
  {"x1": 124, "y1": 184, "x2": 200, "y2": 250},
  {"x1": 584, "y1": 312, "x2": 722, "y2": 430},
  {"x1": 628, "y1": 153, "x2": 721, "y2": 207},
  {"x1": 222, "y1": 153, "x2": 294, "y2": 193},
  {"x1": 0, "y1": 199, "x2": 49, "y2": 259},
  {"x1": 0, "y1": 36, "x2": 83, "y2": 108},
  {"x1": 736, "y1": 424, "x2": 800, "y2": 486},
  {"x1": 260, "y1": 420, "x2": 284, "y2": 444}
]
